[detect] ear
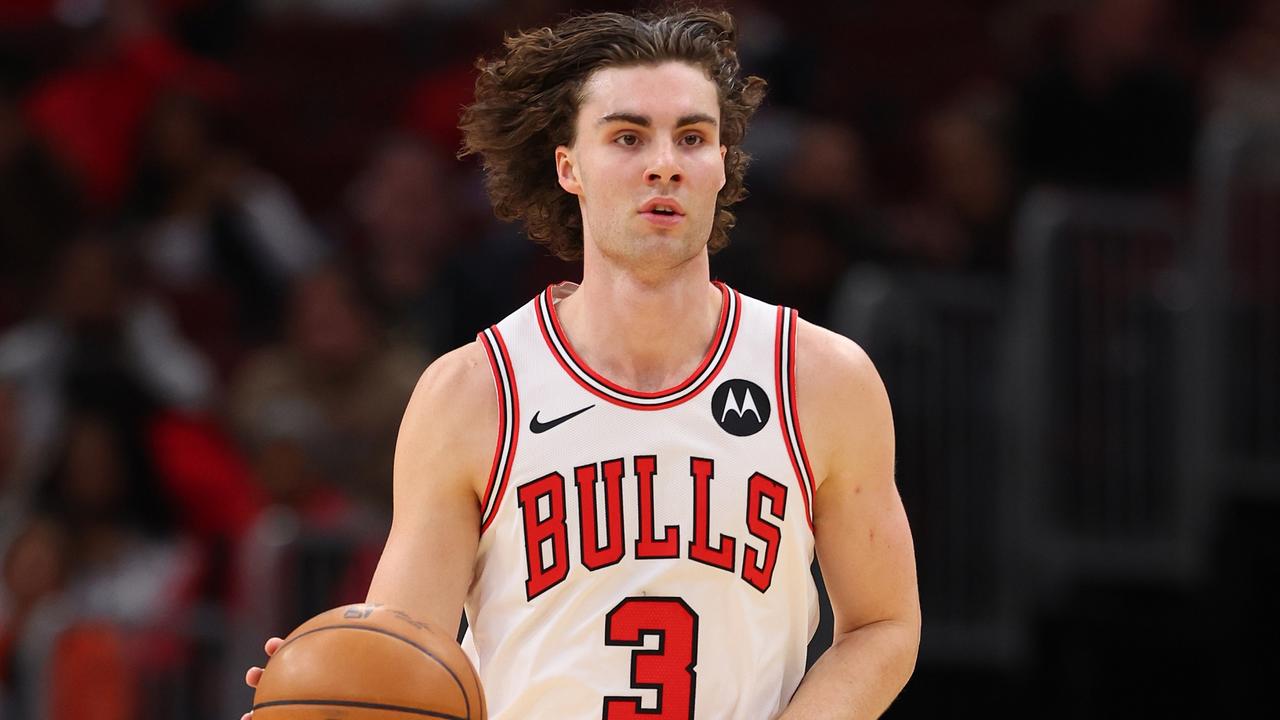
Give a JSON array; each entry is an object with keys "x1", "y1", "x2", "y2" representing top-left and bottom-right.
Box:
[{"x1": 556, "y1": 145, "x2": 582, "y2": 196}]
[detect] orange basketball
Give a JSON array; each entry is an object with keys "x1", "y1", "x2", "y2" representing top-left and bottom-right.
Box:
[{"x1": 252, "y1": 603, "x2": 486, "y2": 720}]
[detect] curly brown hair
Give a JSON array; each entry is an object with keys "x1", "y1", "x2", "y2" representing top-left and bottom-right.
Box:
[{"x1": 459, "y1": 7, "x2": 767, "y2": 261}]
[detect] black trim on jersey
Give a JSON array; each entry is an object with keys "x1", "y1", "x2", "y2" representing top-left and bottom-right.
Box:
[
  {"x1": 517, "y1": 472, "x2": 570, "y2": 601},
  {"x1": 776, "y1": 307, "x2": 816, "y2": 529},
  {"x1": 686, "y1": 456, "x2": 736, "y2": 573},
  {"x1": 741, "y1": 472, "x2": 788, "y2": 593},
  {"x1": 575, "y1": 458, "x2": 627, "y2": 571},
  {"x1": 603, "y1": 597, "x2": 699, "y2": 720},
  {"x1": 634, "y1": 454, "x2": 680, "y2": 559}
]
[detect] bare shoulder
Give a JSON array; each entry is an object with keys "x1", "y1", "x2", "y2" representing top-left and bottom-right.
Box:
[
  {"x1": 793, "y1": 318, "x2": 887, "y2": 421},
  {"x1": 794, "y1": 318, "x2": 880, "y2": 390},
  {"x1": 396, "y1": 340, "x2": 499, "y2": 502},
  {"x1": 370, "y1": 341, "x2": 496, "y2": 627},
  {"x1": 792, "y1": 318, "x2": 894, "y2": 491},
  {"x1": 408, "y1": 340, "x2": 495, "y2": 412}
]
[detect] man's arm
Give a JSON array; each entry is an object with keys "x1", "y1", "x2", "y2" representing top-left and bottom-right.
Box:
[
  {"x1": 779, "y1": 321, "x2": 920, "y2": 719},
  {"x1": 243, "y1": 342, "x2": 495, "y2": 716},
  {"x1": 365, "y1": 340, "x2": 497, "y2": 632}
]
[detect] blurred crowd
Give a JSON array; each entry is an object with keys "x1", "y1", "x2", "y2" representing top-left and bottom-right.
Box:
[{"x1": 0, "y1": 0, "x2": 1276, "y2": 718}]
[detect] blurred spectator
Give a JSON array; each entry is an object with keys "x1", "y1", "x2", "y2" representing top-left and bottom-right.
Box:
[
  {"x1": 244, "y1": 398, "x2": 350, "y2": 524},
  {"x1": 229, "y1": 266, "x2": 421, "y2": 512},
  {"x1": 1208, "y1": 0, "x2": 1280, "y2": 120},
  {"x1": 783, "y1": 118, "x2": 872, "y2": 211},
  {"x1": 344, "y1": 133, "x2": 535, "y2": 352},
  {"x1": 127, "y1": 89, "x2": 325, "y2": 368},
  {"x1": 0, "y1": 516, "x2": 71, "y2": 719},
  {"x1": 0, "y1": 235, "x2": 215, "y2": 472},
  {"x1": 726, "y1": 116, "x2": 889, "y2": 323},
  {"x1": 5, "y1": 406, "x2": 193, "y2": 720},
  {"x1": 21, "y1": 0, "x2": 235, "y2": 209},
  {"x1": 1016, "y1": 0, "x2": 1198, "y2": 190},
  {"x1": 0, "y1": 381, "x2": 35, "y2": 562},
  {"x1": 0, "y1": 518, "x2": 69, "y2": 653},
  {"x1": 2, "y1": 516, "x2": 145, "y2": 720},
  {"x1": 0, "y1": 84, "x2": 83, "y2": 330},
  {"x1": 218, "y1": 270, "x2": 424, "y2": 720},
  {"x1": 34, "y1": 410, "x2": 192, "y2": 624},
  {"x1": 345, "y1": 134, "x2": 458, "y2": 356},
  {"x1": 146, "y1": 411, "x2": 264, "y2": 604},
  {"x1": 886, "y1": 88, "x2": 1015, "y2": 273}
]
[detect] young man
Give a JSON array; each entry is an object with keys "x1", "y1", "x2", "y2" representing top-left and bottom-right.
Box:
[{"x1": 247, "y1": 8, "x2": 919, "y2": 718}]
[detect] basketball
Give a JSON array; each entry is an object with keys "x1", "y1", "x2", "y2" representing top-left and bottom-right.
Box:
[{"x1": 251, "y1": 603, "x2": 486, "y2": 720}]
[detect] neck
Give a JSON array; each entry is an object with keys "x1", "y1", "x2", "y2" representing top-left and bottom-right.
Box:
[{"x1": 556, "y1": 248, "x2": 721, "y2": 392}]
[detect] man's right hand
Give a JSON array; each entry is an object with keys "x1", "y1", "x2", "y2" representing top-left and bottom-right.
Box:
[{"x1": 240, "y1": 637, "x2": 284, "y2": 720}]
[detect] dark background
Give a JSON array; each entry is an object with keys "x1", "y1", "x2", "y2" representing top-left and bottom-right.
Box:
[{"x1": 0, "y1": 0, "x2": 1276, "y2": 718}]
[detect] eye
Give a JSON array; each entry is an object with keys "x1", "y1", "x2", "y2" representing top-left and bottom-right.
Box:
[
  {"x1": 679, "y1": 133, "x2": 705, "y2": 146},
  {"x1": 614, "y1": 133, "x2": 640, "y2": 147}
]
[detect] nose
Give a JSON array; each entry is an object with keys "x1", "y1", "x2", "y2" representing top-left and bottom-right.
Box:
[{"x1": 645, "y1": 139, "x2": 682, "y2": 186}]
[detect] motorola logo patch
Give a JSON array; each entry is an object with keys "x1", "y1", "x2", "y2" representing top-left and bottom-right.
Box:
[{"x1": 711, "y1": 379, "x2": 770, "y2": 436}]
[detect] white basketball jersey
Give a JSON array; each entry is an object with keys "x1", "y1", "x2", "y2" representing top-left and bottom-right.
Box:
[{"x1": 463, "y1": 282, "x2": 819, "y2": 719}]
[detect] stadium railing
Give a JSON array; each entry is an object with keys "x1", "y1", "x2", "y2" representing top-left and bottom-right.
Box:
[
  {"x1": 1193, "y1": 108, "x2": 1280, "y2": 499},
  {"x1": 830, "y1": 266, "x2": 1028, "y2": 667},
  {"x1": 1005, "y1": 189, "x2": 1212, "y2": 592}
]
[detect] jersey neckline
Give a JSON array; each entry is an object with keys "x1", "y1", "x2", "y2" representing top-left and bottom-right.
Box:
[{"x1": 535, "y1": 281, "x2": 741, "y2": 410}]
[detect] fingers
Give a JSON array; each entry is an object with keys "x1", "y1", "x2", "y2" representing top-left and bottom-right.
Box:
[
  {"x1": 245, "y1": 636, "x2": 285, "y2": 694},
  {"x1": 240, "y1": 713, "x2": 252, "y2": 720},
  {"x1": 265, "y1": 637, "x2": 284, "y2": 656}
]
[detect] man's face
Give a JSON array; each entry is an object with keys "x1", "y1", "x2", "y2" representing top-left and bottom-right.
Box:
[{"x1": 556, "y1": 61, "x2": 727, "y2": 271}]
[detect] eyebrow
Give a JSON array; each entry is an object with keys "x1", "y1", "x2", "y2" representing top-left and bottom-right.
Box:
[{"x1": 597, "y1": 112, "x2": 718, "y2": 128}]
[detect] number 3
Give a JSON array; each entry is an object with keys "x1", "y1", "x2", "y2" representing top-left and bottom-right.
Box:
[{"x1": 603, "y1": 597, "x2": 699, "y2": 719}]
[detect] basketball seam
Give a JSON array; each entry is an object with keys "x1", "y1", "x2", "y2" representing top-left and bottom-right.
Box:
[
  {"x1": 250, "y1": 698, "x2": 466, "y2": 719},
  {"x1": 268, "y1": 624, "x2": 473, "y2": 719}
]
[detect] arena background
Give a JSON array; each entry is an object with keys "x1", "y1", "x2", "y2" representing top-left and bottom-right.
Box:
[{"x1": 0, "y1": 0, "x2": 1276, "y2": 717}]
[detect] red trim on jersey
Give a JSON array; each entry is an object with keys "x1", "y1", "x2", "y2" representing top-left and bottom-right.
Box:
[
  {"x1": 775, "y1": 307, "x2": 815, "y2": 530},
  {"x1": 480, "y1": 326, "x2": 521, "y2": 535},
  {"x1": 536, "y1": 282, "x2": 740, "y2": 410},
  {"x1": 478, "y1": 331, "x2": 505, "y2": 519},
  {"x1": 787, "y1": 309, "x2": 817, "y2": 514}
]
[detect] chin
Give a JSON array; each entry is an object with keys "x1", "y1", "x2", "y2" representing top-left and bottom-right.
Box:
[{"x1": 599, "y1": 236, "x2": 695, "y2": 268}]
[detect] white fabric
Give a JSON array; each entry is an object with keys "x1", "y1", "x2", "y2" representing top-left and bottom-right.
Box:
[{"x1": 463, "y1": 284, "x2": 818, "y2": 720}]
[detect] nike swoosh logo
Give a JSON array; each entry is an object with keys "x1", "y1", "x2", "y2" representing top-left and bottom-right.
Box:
[{"x1": 529, "y1": 405, "x2": 595, "y2": 434}]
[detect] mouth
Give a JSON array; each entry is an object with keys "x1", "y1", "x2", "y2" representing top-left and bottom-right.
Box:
[
  {"x1": 639, "y1": 209, "x2": 685, "y2": 227},
  {"x1": 638, "y1": 198, "x2": 686, "y2": 227},
  {"x1": 639, "y1": 198, "x2": 686, "y2": 214}
]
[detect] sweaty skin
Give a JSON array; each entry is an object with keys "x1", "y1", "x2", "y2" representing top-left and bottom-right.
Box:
[{"x1": 246, "y1": 61, "x2": 919, "y2": 720}]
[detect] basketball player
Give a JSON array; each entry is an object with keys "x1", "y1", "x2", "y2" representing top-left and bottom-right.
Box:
[{"x1": 246, "y1": 8, "x2": 919, "y2": 718}]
